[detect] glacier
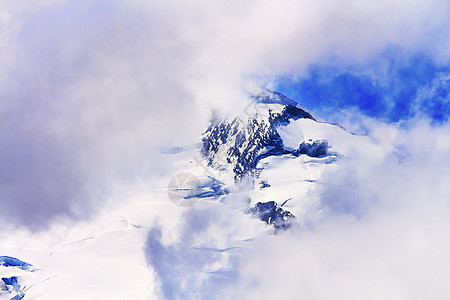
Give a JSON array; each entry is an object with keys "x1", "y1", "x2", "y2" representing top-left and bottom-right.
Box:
[
  {"x1": 0, "y1": 257, "x2": 34, "y2": 299},
  {"x1": 0, "y1": 88, "x2": 385, "y2": 299},
  {"x1": 144, "y1": 88, "x2": 385, "y2": 299}
]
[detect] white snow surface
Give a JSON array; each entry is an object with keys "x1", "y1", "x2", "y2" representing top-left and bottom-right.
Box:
[{"x1": 0, "y1": 97, "x2": 386, "y2": 299}]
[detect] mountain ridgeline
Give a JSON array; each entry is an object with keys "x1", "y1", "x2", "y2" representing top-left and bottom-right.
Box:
[
  {"x1": 201, "y1": 92, "x2": 320, "y2": 181},
  {"x1": 188, "y1": 89, "x2": 348, "y2": 234}
]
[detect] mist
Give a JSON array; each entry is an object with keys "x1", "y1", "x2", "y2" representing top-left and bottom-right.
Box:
[{"x1": 0, "y1": 1, "x2": 449, "y2": 297}]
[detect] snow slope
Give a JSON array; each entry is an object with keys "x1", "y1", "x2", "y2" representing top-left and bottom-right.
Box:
[
  {"x1": 198, "y1": 88, "x2": 382, "y2": 227},
  {"x1": 1, "y1": 88, "x2": 383, "y2": 299}
]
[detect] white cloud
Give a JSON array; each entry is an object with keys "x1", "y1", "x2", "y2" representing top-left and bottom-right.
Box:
[
  {"x1": 142, "y1": 115, "x2": 450, "y2": 299},
  {"x1": 159, "y1": 116, "x2": 446, "y2": 300},
  {"x1": 1, "y1": 1, "x2": 449, "y2": 298},
  {"x1": 0, "y1": 0, "x2": 449, "y2": 258},
  {"x1": 221, "y1": 118, "x2": 450, "y2": 299}
]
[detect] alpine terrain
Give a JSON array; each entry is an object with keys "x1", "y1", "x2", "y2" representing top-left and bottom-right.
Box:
[{"x1": 1, "y1": 88, "x2": 383, "y2": 299}]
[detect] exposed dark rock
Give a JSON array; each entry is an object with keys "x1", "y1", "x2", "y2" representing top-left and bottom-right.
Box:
[
  {"x1": 250, "y1": 201, "x2": 295, "y2": 231},
  {"x1": 201, "y1": 104, "x2": 315, "y2": 180},
  {"x1": 293, "y1": 140, "x2": 329, "y2": 157}
]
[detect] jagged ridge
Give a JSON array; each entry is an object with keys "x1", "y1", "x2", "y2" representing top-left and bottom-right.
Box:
[{"x1": 202, "y1": 103, "x2": 316, "y2": 180}]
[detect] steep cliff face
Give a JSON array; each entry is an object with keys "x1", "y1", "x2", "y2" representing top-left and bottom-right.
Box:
[
  {"x1": 196, "y1": 89, "x2": 337, "y2": 231},
  {"x1": 0, "y1": 88, "x2": 385, "y2": 299},
  {"x1": 201, "y1": 89, "x2": 317, "y2": 181},
  {"x1": 195, "y1": 88, "x2": 380, "y2": 234}
]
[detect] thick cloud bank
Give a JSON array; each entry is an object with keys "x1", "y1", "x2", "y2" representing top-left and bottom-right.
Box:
[
  {"x1": 146, "y1": 118, "x2": 450, "y2": 299},
  {"x1": 2, "y1": 0, "x2": 449, "y2": 229},
  {"x1": 1, "y1": 2, "x2": 449, "y2": 298},
  {"x1": 1, "y1": 0, "x2": 449, "y2": 299},
  {"x1": 232, "y1": 118, "x2": 450, "y2": 299}
]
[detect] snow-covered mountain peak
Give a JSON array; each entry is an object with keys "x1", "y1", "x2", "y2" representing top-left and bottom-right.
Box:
[
  {"x1": 177, "y1": 89, "x2": 381, "y2": 227},
  {"x1": 251, "y1": 87, "x2": 299, "y2": 107},
  {"x1": 201, "y1": 90, "x2": 317, "y2": 183},
  {"x1": 0, "y1": 88, "x2": 384, "y2": 299}
]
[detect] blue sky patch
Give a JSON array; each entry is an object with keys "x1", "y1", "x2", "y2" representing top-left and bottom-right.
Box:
[{"x1": 276, "y1": 52, "x2": 450, "y2": 124}]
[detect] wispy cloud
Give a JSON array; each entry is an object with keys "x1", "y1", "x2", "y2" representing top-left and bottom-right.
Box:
[
  {"x1": 226, "y1": 118, "x2": 450, "y2": 299},
  {"x1": 1, "y1": 0, "x2": 449, "y2": 244},
  {"x1": 146, "y1": 210, "x2": 236, "y2": 299},
  {"x1": 146, "y1": 117, "x2": 450, "y2": 299},
  {"x1": 1, "y1": 0, "x2": 449, "y2": 298}
]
